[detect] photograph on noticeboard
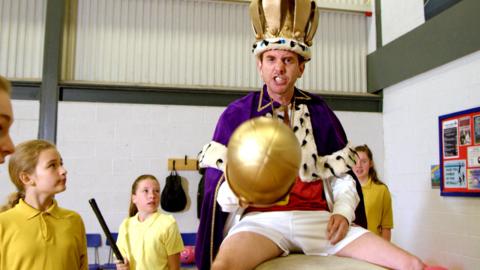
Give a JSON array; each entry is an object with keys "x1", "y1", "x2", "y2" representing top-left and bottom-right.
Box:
[
  {"x1": 442, "y1": 119, "x2": 458, "y2": 158},
  {"x1": 474, "y1": 115, "x2": 480, "y2": 145},
  {"x1": 467, "y1": 146, "x2": 480, "y2": 168},
  {"x1": 459, "y1": 117, "x2": 471, "y2": 146},
  {"x1": 443, "y1": 160, "x2": 466, "y2": 188},
  {"x1": 468, "y1": 169, "x2": 480, "y2": 190}
]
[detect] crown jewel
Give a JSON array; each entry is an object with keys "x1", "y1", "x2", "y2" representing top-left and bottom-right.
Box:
[{"x1": 250, "y1": 0, "x2": 319, "y2": 61}]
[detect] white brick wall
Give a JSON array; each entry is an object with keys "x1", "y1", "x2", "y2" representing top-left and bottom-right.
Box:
[
  {"x1": 337, "y1": 111, "x2": 385, "y2": 178},
  {"x1": 0, "y1": 98, "x2": 383, "y2": 265},
  {"x1": 384, "y1": 50, "x2": 480, "y2": 269},
  {"x1": 381, "y1": 0, "x2": 425, "y2": 45}
]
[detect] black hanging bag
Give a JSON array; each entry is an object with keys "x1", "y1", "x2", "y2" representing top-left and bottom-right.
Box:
[{"x1": 161, "y1": 169, "x2": 187, "y2": 212}]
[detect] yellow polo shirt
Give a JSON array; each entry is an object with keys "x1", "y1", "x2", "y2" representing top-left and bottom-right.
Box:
[
  {"x1": 116, "y1": 212, "x2": 184, "y2": 270},
  {"x1": 0, "y1": 199, "x2": 87, "y2": 270},
  {"x1": 361, "y1": 178, "x2": 394, "y2": 236}
]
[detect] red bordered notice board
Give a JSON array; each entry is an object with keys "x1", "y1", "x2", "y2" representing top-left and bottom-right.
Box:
[{"x1": 439, "y1": 106, "x2": 480, "y2": 197}]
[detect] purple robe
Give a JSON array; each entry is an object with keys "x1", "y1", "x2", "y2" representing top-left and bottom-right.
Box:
[{"x1": 195, "y1": 86, "x2": 366, "y2": 269}]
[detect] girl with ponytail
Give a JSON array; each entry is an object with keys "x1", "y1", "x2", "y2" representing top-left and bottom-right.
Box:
[
  {"x1": 115, "y1": 174, "x2": 184, "y2": 270},
  {"x1": 0, "y1": 139, "x2": 87, "y2": 270}
]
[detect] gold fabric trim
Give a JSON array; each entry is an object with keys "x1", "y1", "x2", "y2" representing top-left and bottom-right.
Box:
[
  {"x1": 257, "y1": 88, "x2": 311, "y2": 113},
  {"x1": 295, "y1": 89, "x2": 311, "y2": 100},
  {"x1": 257, "y1": 88, "x2": 273, "y2": 112}
]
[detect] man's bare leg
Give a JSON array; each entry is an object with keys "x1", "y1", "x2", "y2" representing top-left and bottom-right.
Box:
[
  {"x1": 212, "y1": 231, "x2": 283, "y2": 270},
  {"x1": 336, "y1": 232, "x2": 425, "y2": 270}
]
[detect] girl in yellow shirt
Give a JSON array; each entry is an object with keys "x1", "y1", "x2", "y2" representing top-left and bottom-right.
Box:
[
  {"x1": 354, "y1": 144, "x2": 394, "y2": 241},
  {"x1": 115, "y1": 174, "x2": 184, "y2": 270},
  {"x1": 0, "y1": 139, "x2": 88, "y2": 270}
]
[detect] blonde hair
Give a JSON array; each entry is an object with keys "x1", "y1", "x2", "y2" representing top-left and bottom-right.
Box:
[
  {"x1": 128, "y1": 174, "x2": 160, "y2": 217},
  {"x1": 0, "y1": 75, "x2": 12, "y2": 95},
  {"x1": 0, "y1": 140, "x2": 56, "y2": 211}
]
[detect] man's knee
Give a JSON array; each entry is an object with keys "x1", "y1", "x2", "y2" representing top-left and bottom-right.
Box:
[
  {"x1": 401, "y1": 256, "x2": 425, "y2": 270},
  {"x1": 211, "y1": 258, "x2": 229, "y2": 270},
  {"x1": 213, "y1": 255, "x2": 248, "y2": 270}
]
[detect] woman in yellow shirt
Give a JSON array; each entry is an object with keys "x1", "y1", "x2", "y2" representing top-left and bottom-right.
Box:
[
  {"x1": 354, "y1": 145, "x2": 393, "y2": 241},
  {"x1": 0, "y1": 139, "x2": 87, "y2": 270}
]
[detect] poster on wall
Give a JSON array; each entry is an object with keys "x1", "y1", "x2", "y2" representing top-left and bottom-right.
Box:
[
  {"x1": 430, "y1": 164, "x2": 440, "y2": 188},
  {"x1": 439, "y1": 106, "x2": 480, "y2": 197}
]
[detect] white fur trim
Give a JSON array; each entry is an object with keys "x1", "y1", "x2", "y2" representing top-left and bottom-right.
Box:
[
  {"x1": 293, "y1": 104, "x2": 318, "y2": 182},
  {"x1": 253, "y1": 38, "x2": 311, "y2": 61},
  {"x1": 199, "y1": 107, "x2": 355, "y2": 183},
  {"x1": 293, "y1": 104, "x2": 355, "y2": 181},
  {"x1": 318, "y1": 143, "x2": 356, "y2": 178}
]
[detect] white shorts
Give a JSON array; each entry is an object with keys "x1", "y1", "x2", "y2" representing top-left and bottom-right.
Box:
[{"x1": 226, "y1": 210, "x2": 368, "y2": 256}]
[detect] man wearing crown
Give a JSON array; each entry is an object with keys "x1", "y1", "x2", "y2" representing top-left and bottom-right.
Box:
[{"x1": 195, "y1": 1, "x2": 428, "y2": 270}]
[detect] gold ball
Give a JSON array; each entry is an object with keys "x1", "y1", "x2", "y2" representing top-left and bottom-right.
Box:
[{"x1": 226, "y1": 117, "x2": 301, "y2": 205}]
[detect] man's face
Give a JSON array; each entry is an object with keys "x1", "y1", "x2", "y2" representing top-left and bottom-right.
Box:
[
  {"x1": 0, "y1": 91, "x2": 14, "y2": 164},
  {"x1": 257, "y1": 50, "x2": 305, "y2": 99}
]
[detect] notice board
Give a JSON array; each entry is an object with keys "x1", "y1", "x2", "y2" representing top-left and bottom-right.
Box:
[{"x1": 439, "y1": 106, "x2": 480, "y2": 197}]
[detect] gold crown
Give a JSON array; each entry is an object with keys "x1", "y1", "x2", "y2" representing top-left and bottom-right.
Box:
[{"x1": 250, "y1": 0, "x2": 319, "y2": 61}]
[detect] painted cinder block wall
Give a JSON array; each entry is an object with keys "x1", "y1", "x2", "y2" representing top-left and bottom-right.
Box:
[
  {"x1": 0, "y1": 101, "x2": 383, "y2": 263},
  {"x1": 379, "y1": 0, "x2": 480, "y2": 268}
]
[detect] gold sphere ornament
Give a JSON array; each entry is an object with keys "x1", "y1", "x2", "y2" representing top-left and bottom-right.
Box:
[{"x1": 226, "y1": 117, "x2": 301, "y2": 206}]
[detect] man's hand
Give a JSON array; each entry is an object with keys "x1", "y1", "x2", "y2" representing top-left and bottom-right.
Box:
[
  {"x1": 326, "y1": 214, "x2": 349, "y2": 245},
  {"x1": 115, "y1": 258, "x2": 129, "y2": 270}
]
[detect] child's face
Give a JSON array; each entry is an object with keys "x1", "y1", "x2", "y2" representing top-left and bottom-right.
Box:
[
  {"x1": 132, "y1": 179, "x2": 160, "y2": 215},
  {"x1": 26, "y1": 148, "x2": 67, "y2": 196},
  {"x1": 354, "y1": 151, "x2": 371, "y2": 180}
]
